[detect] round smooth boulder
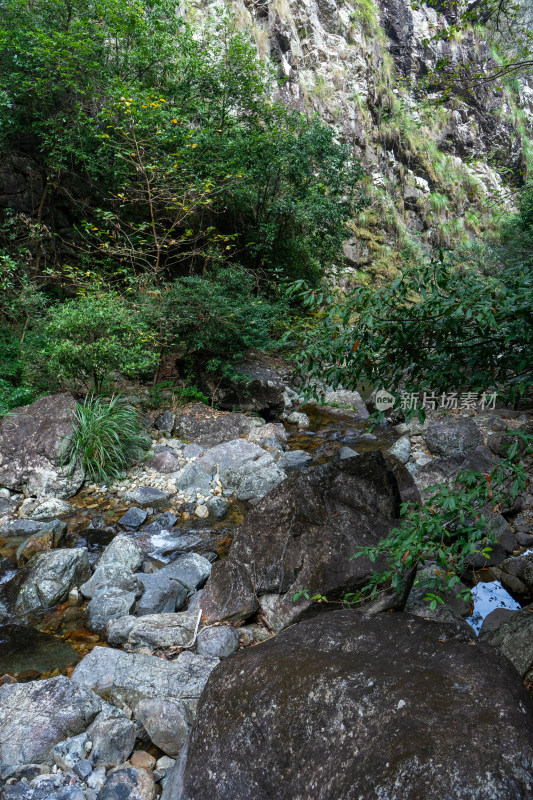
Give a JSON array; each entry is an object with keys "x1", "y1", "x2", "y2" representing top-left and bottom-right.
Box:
[{"x1": 165, "y1": 610, "x2": 533, "y2": 800}]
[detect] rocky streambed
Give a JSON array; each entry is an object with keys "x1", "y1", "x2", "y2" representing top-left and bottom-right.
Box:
[{"x1": 0, "y1": 389, "x2": 532, "y2": 799}]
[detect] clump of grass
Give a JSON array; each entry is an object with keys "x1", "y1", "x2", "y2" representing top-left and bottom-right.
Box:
[{"x1": 63, "y1": 394, "x2": 149, "y2": 483}]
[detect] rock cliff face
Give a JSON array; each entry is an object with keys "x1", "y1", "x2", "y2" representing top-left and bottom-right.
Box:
[{"x1": 198, "y1": 0, "x2": 529, "y2": 277}]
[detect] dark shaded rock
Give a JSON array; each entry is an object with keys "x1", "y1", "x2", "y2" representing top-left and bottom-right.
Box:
[
  {"x1": 168, "y1": 610, "x2": 533, "y2": 800},
  {"x1": 200, "y1": 557, "x2": 258, "y2": 624},
  {"x1": 498, "y1": 552, "x2": 533, "y2": 604},
  {"x1": 414, "y1": 444, "x2": 497, "y2": 492},
  {"x1": 426, "y1": 416, "x2": 482, "y2": 457},
  {"x1": 0, "y1": 623, "x2": 79, "y2": 681},
  {"x1": 205, "y1": 496, "x2": 228, "y2": 520},
  {"x1": 6, "y1": 548, "x2": 90, "y2": 616},
  {"x1": 481, "y1": 603, "x2": 533, "y2": 676},
  {"x1": 154, "y1": 410, "x2": 176, "y2": 435},
  {"x1": 194, "y1": 354, "x2": 296, "y2": 418},
  {"x1": 487, "y1": 431, "x2": 524, "y2": 456},
  {"x1": 0, "y1": 675, "x2": 102, "y2": 779},
  {"x1": 200, "y1": 452, "x2": 419, "y2": 629},
  {"x1": 96, "y1": 767, "x2": 156, "y2": 800},
  {"x1": 118, "y1": 507, "x2": 148, "y2": 529},
  {"x1": 478, "y1": 607, "x2": 519, "y2": 637},
  {"x1": 0, "y1": 393, "x2": 84, "y2": 498},
  {"x1": 141, "y1": 512, "x2": 178, "y2": 534},
  {"x1": 173, "y1": 404, "x2": 255, "y2": 448}
]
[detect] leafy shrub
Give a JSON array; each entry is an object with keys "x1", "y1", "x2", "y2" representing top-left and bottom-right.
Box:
[
  {"x1": 63, "y1": 394, "x2": 149, "y2": 483},
  {"x1": 140, "y1": 265, "x2": 286, "y2": 377},
  {"x1": 288, "y1": 255, "x2": 533, "y2": 411},
  {"x1": 33, "y1": 293, "x2": 157, "y2": 393}
]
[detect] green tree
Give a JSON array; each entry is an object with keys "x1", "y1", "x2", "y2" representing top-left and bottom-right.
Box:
[{"x1": 31, "y1": 293, "x2": 157, "y2": 392}]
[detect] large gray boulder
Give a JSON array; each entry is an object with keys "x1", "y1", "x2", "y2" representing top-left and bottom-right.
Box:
[
  {"x1": 0, "y1": 393, "x2": 84, "y2": 498},
  {"x1": 164, "y1": 611, "x2": 533, "y2": 800},
  {"x1": 196, "y1": 439, "x2": 286, "y2": 503},
  {"x1": 173, "y1": 404, "x2": 255, "y2": 447},
  {"x1": 0, "y1": 675, "x2": 102, "y2": 779},
  {"x1": 201, "y1": 452, "x2": 419, "y2": 628},
  {"x1": 72, "y1": 648, "x2": 219, "y2": 715},
  {"x1": 426, "y1": 416, "x2": 483, "y2": 457},
  {"x1": 5, "y1": 548, "x2": 90, "y2": 616}
]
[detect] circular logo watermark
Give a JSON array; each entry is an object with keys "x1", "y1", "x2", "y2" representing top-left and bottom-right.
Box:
[{"x1": 375, "y1": 389, "x2": 395, "y2": 411}]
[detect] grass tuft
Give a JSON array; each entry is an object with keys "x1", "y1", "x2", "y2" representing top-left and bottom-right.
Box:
[{"x1": 63, "y1": 394, "x2": 149, "y2": 484}]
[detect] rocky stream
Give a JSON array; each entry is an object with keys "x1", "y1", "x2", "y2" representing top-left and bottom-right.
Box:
[{"x1": 0, "y1": 377, "x2": 532, "y2": 800}]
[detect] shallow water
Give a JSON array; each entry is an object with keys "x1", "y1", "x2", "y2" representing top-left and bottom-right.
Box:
[{"x1": 467, "y1": 581, "x2": 520, "y2": 633}]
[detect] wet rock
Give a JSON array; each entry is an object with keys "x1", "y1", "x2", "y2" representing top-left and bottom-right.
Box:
[
  {"x1": 7, "y1": 548, "x2": 90, "y2": 616},
  {"x1": 0, "y1": 393, "x2": 84, "y2": 498},
  {"x1": 154, "y1": 411, "x2": 175, "y2": 435},
  {"x1": 205, "y1": 496, "x2": 228, "y2": 520},
  {"x1": 141, "y1": 512, "x2": 178, "y2": 534},
  {"x1": 173, "y1": 404, "x2": 255, "y2": 448},
  {"x1": 159, "y1": 553, "x2": 212, "y2": 593},
  {"x1": 200, "y1": 557, "x2": 259, "y2": 624},
  {"x1": 0, "y1": 675, "x2": 102, "y2": 779},
  {"x1": 481, "y1": 603, "x2": 533, "y2": 676},
  {"x1": 86, "y1": 586, "x2": 137, "y2": 635},
  {"x1": 16, "y1": 519, "x2": 67, "y2": 563},
  {"x1": 196, "y1": 626, "x2": 240, "y2": 659},
  {"x1": 175, "y1": 463, "x2": 211, "y2": 494},
  {"x1": 30, "y1": 498, "x2": 74, "y2": 520},
  {"x1": 118, "y1": 507, "x2": 148, "y2": 529},
  {"x1": 0, "y1": 519, "x2": 45, "y2": 538},
  {"x1": 96, "y1": 767, "x2": 156, "y2": 800},
  {"x1": 135, "y1": 573, "x2": 187, "y2": 616},
  {"x1": 71, "y1": 646, "x2": 122, "y2": 698},
  {"x1": 53, "y1": 732, "x2": 88, "y2": 770},
  {"x1": 136, "y1": 698, "x2": 194, "y2": 759},
  {"x1": 201, "y1": 452, "x2": 418, "y2": 629},
  {"x1": 87, "y1": 706, "x2": 136, "y2": 768},
  {"x1": 426, "y1": 416, "x2": 482, "y2": 457},
  {"x1": 123, "y1": 487, "x2": 170, "y2": 509},
  {"x1": 169, "y1": 610, "x2": 533, "y2": 800},
  {"x1": 276, "y1": 450, "x2": 312, "y2": 471},
  {"x1": 388, "y1": 435, "x2": 411, "y2": 464}
]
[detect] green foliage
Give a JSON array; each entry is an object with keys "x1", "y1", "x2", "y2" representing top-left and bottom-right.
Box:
[
  {"x1": 32, "y1": 293, "x2": 157, "y2": 393},
  {"x1": 347, "y1": 432, "x2": 532, "y2": 607},
  {"x1": 288, "y1": 252, "x2": 532, "y2": 411},
  {"x1": 139, "y1": 265, "x2": 286, "y2": 376},
  {"x1": 62, "y1": 394, "x2": 149, "y2": 483}
]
